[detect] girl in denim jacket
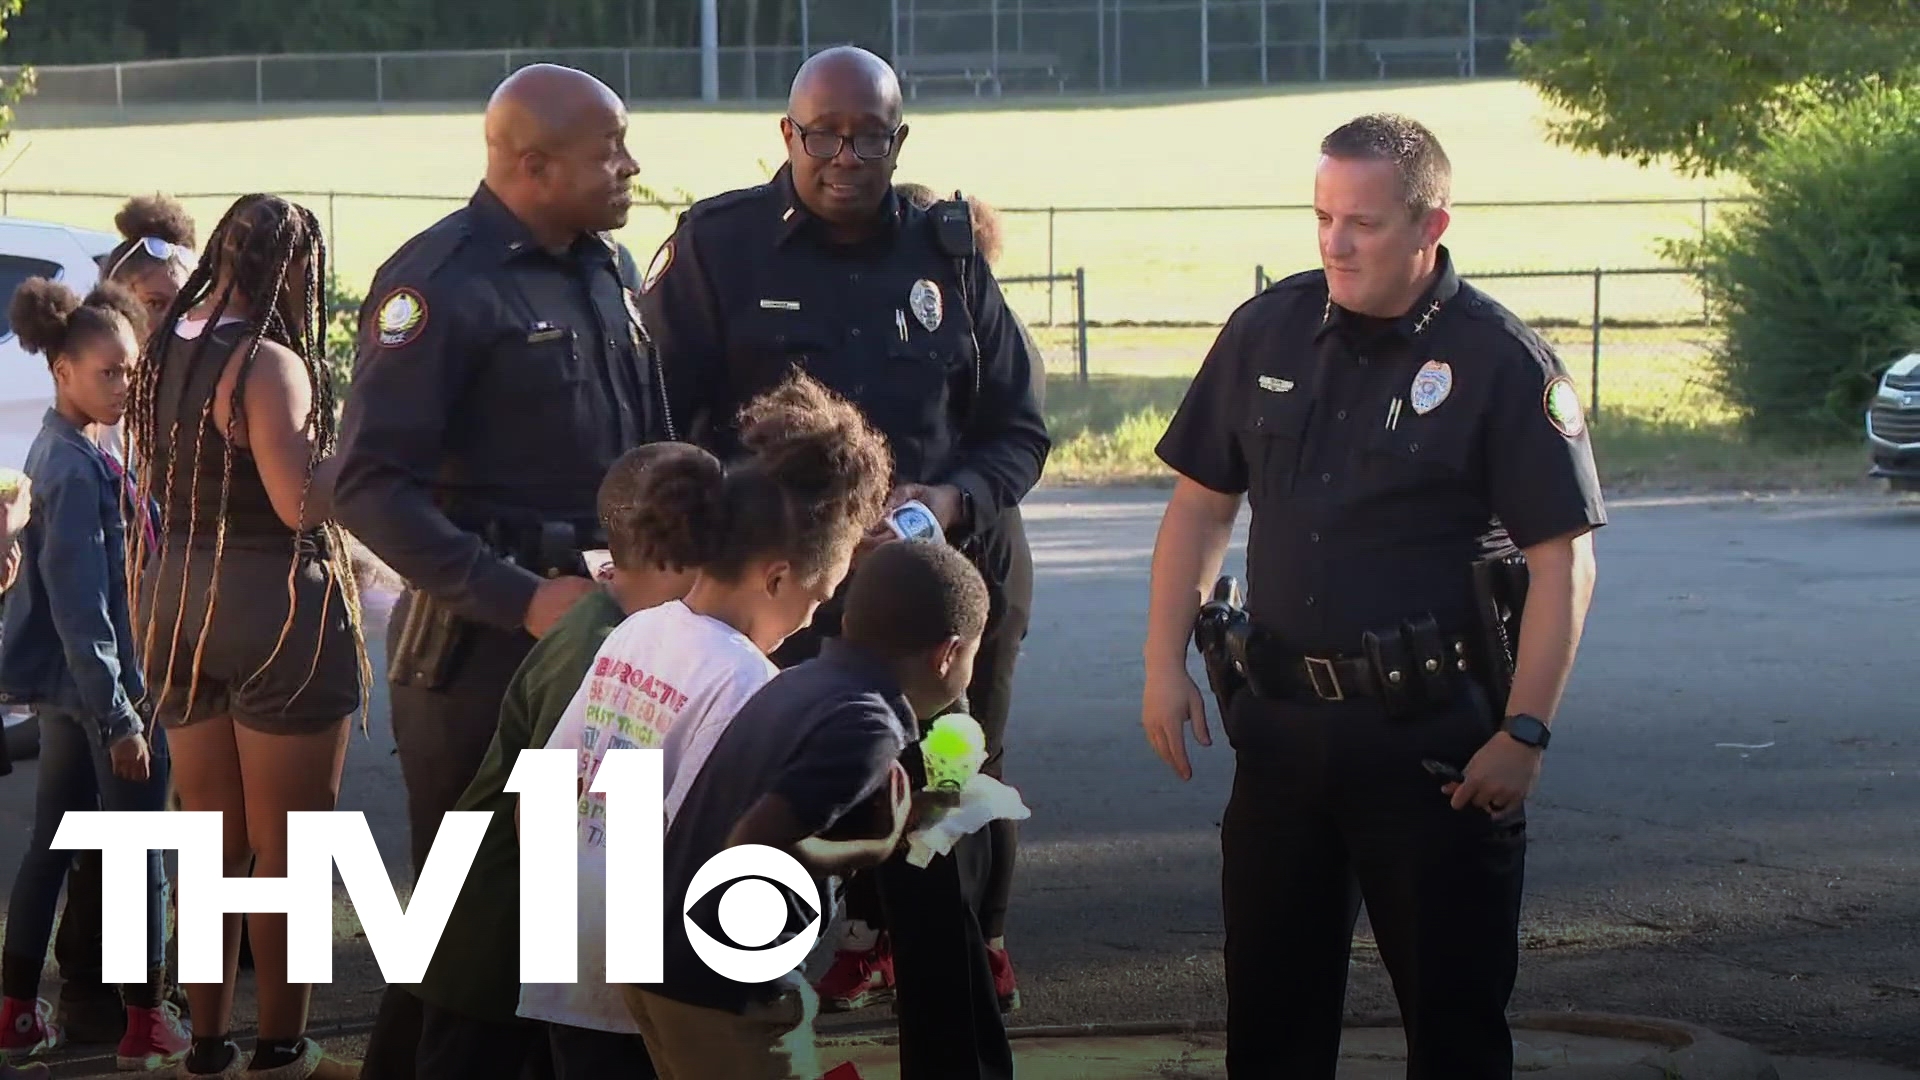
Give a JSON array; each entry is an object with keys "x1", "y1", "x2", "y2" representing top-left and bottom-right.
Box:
[{"x1": 0, "y1": 279, "x2": 189, "y2": 1072}]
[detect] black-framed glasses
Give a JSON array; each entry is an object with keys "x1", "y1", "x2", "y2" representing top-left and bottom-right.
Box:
[{"x1": 786, "y1": 118, "x2": 901, "y2": 161}]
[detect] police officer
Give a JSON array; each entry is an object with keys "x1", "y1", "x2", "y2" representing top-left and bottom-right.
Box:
[
  {"x1": 637, "y1": 45, "x2": 1047, "y2": 1080},
  {"x1": 1142, "y1": 113, "x2": 1603, "y2": 1079},
  {"x1": 332, "y1": 63, "x2": 663, "y2": 1080}
]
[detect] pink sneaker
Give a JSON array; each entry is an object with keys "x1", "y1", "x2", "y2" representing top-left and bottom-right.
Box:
[
  {"x1": 116, "y1": 1001, "x2": 190, "y2": 1071},
  {"x1": 0, "y1": 997, "x2": 60, "y2": 1062}
]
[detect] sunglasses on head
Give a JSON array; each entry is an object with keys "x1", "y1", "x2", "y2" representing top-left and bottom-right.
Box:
[{"x1": 106, "y1": 236, "x2": 192, "y2": 281}]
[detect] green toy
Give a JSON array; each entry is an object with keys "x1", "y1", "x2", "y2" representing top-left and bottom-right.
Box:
[
  {"x1": 921, "y1": 713, "x2": 987, "y2": 793},
  {"x1": 0, "y1": 467, "x2": 24, "y2": 500}
]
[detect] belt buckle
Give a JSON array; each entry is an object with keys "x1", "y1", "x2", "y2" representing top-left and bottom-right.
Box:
[{"x1": 1304, "y1": 656, "x2": 1344, "y2": 702}]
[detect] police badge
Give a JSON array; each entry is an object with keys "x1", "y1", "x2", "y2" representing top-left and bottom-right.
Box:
[
  {"x1": 909, "y1": 278, "x2": 943, "y2": 332},
  {"x1": 1409, "y1": 359, "x2": 1453, "y2": 415}
]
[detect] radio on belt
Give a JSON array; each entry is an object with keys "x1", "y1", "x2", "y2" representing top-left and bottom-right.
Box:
[{"x1": 886, "y1": 499, "x2": 943, "y2": 543}]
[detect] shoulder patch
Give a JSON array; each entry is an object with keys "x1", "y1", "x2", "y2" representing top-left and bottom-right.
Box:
[
  {"x1": 374, "y1": 287, "x2": 429, "y2": 349},
  {"x1": 642, "y1": 239, "x2": 674, "y2": 294},
  {"x1": 1544, "y1": 375, "x2": 1586, "y2": 438}
]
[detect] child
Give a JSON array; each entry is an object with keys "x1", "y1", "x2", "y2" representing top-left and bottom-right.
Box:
[
  {"x1": 401, "y1": 440, "x2": 715, "y2": 1080},
  {"x1": 0, "y1": 279, "x2": 190, "y2": 1072},
  {"x1": 518, "y1": 370, "x2": 893, "y2": 1074},
  {"x1": 625, "y1": 539, "x2": 992, "y2": 1080}
]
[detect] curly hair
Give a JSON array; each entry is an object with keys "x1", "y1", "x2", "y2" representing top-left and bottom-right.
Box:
[
  {"x1": 639, "y1": 371, "x2": 894, "y2": 585},
  {"x1": 123, "y1": 193, "x2": 370, "y2": 727},
  {"x1": 9, "y1": 278, "x2": 145, "y2": 362},
  {"x1": 103, "y1": 194, "x2": 198, "y2": 285}
]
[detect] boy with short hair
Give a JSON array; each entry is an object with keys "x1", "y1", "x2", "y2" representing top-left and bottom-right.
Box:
[{"x1": 625, "y1": 541, "x2": 992, "y2": 1080}]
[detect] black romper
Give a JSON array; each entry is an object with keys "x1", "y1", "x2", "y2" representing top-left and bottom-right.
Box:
[{"x1": 135, "y1": 318, "x2": 362, "y2": 732}]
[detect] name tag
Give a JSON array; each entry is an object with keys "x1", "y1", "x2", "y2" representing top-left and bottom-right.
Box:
[{"x1": 758, "y1": 299, "x2": 801, "y2": 311}]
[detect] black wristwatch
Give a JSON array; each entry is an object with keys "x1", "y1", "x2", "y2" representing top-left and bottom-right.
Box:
[{"x1": 1502, "y1": 713, "x2": 1552, "y2": 751}]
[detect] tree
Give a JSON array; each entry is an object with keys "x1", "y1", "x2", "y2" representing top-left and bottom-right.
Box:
[
  {"x1": 1511, "y1": 0, "x2": 1920, "y2": 178},
  {"x1": 1667, "y1": 83, "x2": 1920, "y2": 445},
  {"x1": 0, "y1": 0, "x2": 30, "y2": 155}
]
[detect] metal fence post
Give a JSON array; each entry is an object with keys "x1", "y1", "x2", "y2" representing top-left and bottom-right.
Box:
[
  {"x1": 1590, "y1": 267, "x2": 1602, "y2": 424},
  {"x1": 1046, "y1": 207, "x2": 1056, "y2": 326},
  {"x1": 1096, "y1": 0, "x2": 1106, "y2": 89},
  {"x1": 1075, "y1": 266, "x2": 1089, "y2": 383},
  {"x1": 1200, "y1": 0, "x2": 1210, "y2": 88},
  {"x1": 327, "y1": 192, "x2": 338, "y2": 272},
  {"x1": 115, "y1": 64, "x2": 124, "y2": 112},
  {"x1": 375, "y1": 54, "x2": 385, "y2": 105},
  {"x1": 255, "y1": 56, "x2": 264, "y2": 108}
]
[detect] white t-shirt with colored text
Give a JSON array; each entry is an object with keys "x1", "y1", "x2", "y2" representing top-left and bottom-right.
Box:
[{"x1": 515, "y1": 600, "x2": 778, "y2": 1034}]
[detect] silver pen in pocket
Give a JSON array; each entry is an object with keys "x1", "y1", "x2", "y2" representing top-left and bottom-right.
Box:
[
  {"x1": 1384, "y1": 397, "x2": 1403, "y2": 431},
  {"x1": 895, "y1": 309, "x2": 909, "y2": 342}
]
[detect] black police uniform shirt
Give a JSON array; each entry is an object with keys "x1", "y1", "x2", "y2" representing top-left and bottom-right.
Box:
[
  {"x1": 1155, "y1": 246, "x2": 1606, "y2": 656},
  {"x1": 333, "y1": 183, "x2": 663, "y2": 632},
  {"x1": 635, "y1": 163, "x2": 1050, "y2": 543}
]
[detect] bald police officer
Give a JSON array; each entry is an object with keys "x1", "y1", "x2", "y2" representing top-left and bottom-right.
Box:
[
  {"x1": 1142, "y1": 114, "x2": 1603, "y2": 1079},
  {"x1": 334, "y1": 64, "x2": 665, "y2": 1079},
  {"x1": 637, "y1": 45, "x2": 1046, "y2": 1080}
]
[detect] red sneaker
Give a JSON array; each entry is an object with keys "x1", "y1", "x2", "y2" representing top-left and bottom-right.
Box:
[
  {"x1": 813, "y1": 935, "x2": 895, "y2": 1012},
  {"x1": 115, "y1": 1001, "x2": 190, "y2": 1071},
  {"x1": 0, "y1": 997, "x2": 60, "y2": 1062},
  {"x1": 988, "y1": 945, "x2": 1020, "y2": 1013}
]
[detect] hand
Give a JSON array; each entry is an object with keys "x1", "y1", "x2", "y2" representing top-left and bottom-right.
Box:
[
  {"x1": 524, "y1": 576, "x2": 598, "y2": 639},
  {"x1": 1445, "y1": 732, "x2": 1543, "y2": 818},
  {"x1": 1141, "y1": 660, "x2": 1211, "y2": 781},
  {"x1": 888, "y1": 483, "x2": 964, "y2": 532},
  {"x1": 0, "y1": 474, "x2": 30, "y2": 546},
  {"x1": 110, "y1": 733, "x2": 151, "y2": 783}
]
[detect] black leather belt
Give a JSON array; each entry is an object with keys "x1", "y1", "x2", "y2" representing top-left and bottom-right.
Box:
[{"x1": 1244, "y1": 631, "x2": 1473, "y2": 704}]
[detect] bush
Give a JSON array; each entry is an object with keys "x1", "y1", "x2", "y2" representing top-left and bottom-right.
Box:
[
  {"x1": 1668, "y1": 79, "x2": 1920, "y2": 447},
  {"x1": 323, "y1": 270, "x2": 363, "y2": 408}
]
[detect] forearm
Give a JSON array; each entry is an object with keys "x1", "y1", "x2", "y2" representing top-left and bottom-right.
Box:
[
  {"x1": 1143, "y1": 482, "x2": 1240, "y2": 670},
  {"x1": 791, "y1": 835, "x2": 899, "y2": 877},
  {"x1": 1505, "y1": 531, "x2": 1597, "y2": 724},
  {"x1": 332, "y1": 462, "x2": 539, "y2": 630}
]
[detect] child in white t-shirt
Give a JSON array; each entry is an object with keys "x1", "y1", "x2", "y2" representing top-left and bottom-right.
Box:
[{"x1": 517, "y1": 371, "x2": 895, "y2": 1066}]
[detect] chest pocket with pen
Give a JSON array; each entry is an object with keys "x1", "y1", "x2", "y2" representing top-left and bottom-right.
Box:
[
  {"x1": 883, "y1": 285, "x2": 970, "y2": 431},
  {"x1": 1360, "y1": 383, "x2": 1476, "y2": 487},
  {"x1": 1237, "y1": 378, "x2": 1314, "y2": 499}
]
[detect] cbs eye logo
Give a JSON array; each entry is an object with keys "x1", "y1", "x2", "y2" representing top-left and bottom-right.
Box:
[{"x1": 681, "y1": 845, "x2": 824, "y2": 983}]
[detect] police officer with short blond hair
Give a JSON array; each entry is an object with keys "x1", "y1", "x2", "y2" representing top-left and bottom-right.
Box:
[{"x1": 1142, "y1": 113, "x2": 1604, "y2": 1079}]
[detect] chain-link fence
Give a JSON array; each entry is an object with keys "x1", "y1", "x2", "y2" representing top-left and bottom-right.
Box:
[
  {"x1": 1, "y1": 185, "x2": 1724, "y2": 409},
  {"x1": 0, "y1": 0, "x2": 1545, "y2": 117}
]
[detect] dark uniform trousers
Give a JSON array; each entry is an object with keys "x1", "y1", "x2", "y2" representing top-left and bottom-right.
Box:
[
  {"x1": 362, "y1": 592, "x2": 549, "y2": 1080},
  {"x1": 1218, "y1": 679, "x2": 1525, "y2": 1080}
]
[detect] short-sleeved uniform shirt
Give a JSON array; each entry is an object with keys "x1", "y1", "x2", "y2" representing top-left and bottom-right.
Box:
[
  {"x1": 333, "y1": 183, "x2": 667, "y2": 631},
  {"x1": 648, "y1": 638, "x2": 915, "y2": 1016},
  {"x1": 1156, "y1": 246, "x2": 1606, "y2": 655}
]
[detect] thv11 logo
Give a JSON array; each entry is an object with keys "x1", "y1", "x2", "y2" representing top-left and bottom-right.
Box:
[{"x1": 51, "y1": 749, "x2": 822, "y2": 986}]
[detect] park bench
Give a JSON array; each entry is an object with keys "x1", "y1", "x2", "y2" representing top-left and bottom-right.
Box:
[
  {"x1": 1363, "y1": 37, "x2": 1473, "y2": 79},
  {"x1": 895, "y1": 51, "x2": 1067, "y2": 99}
]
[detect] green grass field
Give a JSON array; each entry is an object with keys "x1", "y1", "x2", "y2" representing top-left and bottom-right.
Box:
[{"x1": 1, "y1": 81, "x2": 1870, "y2": 491}]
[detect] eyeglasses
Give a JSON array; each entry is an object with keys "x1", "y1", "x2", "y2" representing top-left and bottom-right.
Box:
[
  {"x1": 786, "y1": 118, "x2": 902, "y2": 161},
  {"x1": 105, "y1": 236, "x2": 193, "y2": 282}
]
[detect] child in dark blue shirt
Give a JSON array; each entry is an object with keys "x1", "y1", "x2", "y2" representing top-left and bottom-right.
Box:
[{"x1": 627, "y1": 540, "x2": 991, "y2": 1080}]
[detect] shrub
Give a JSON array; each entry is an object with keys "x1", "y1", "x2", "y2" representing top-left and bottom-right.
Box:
[{"x1": 1667, "y1": 78, "x2": 1920, "y2": 447}]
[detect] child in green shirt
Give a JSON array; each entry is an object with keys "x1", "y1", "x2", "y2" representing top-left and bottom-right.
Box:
[{"x1": 403, "y1": 440, "x2": 718, "y2": 1080}]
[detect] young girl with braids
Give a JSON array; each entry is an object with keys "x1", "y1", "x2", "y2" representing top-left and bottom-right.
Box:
[
  {"x1": 0, "y1": 279, "x2": 190, "y2": 1072},
  {"x1": 125, "y1": 193, "x2": 368, "y2": 1080}
]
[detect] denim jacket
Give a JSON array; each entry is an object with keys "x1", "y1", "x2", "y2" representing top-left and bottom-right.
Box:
[{"x1": 0, "y1": 409, "x2": 146, "y2": 746}]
